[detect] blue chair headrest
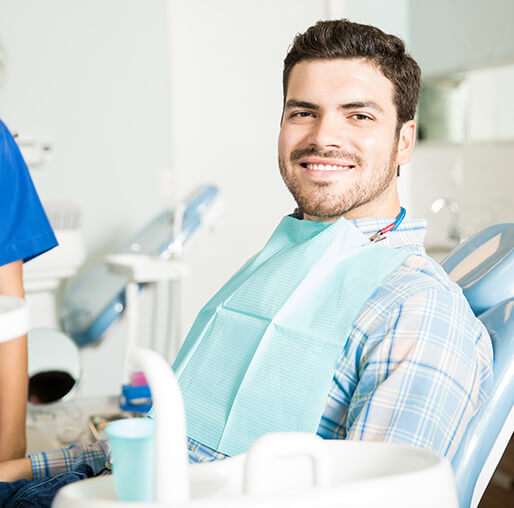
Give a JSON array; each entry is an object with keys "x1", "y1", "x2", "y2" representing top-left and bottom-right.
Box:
[{"x1": 441, "y1": 223, "x2": 514, "y2": 315}]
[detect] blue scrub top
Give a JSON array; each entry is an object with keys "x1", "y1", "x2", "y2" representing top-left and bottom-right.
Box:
[{"x1": 0, "y1": 120, "x2": 58, "y2": 266}]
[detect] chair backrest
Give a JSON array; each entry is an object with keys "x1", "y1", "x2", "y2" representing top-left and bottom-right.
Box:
[
  {"x1": 441, "y1": 223, "x2": 514, "y2": 316},
  {"x1": 440, "y1": 223, "x2": 514, "y2": 508}
]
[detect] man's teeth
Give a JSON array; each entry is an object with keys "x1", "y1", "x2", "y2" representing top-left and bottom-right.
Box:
[{"x1": 305, "y1": 163, "x2": 350, "y2": 171}]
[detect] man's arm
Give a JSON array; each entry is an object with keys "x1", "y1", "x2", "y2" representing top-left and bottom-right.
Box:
[
  {"x1": 0, "y1": 436, "x2": 224, "y2": 482},
  {"x1": 0, "y1": 440, "x2": 111, "y2": 482},
  {"x1": 0, "y1": 457, "x2": 32, "y2": 481},
  {"x1": 0, "y1": 260, "x2": 28, "y2": 461},
  {"x1": 345, "y1": 286, "x2": 493, "y2": 459}
]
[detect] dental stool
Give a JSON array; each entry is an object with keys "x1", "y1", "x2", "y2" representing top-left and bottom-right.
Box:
[{"x1": 441, "y1": 223, "x2": 514, "y2": 508}]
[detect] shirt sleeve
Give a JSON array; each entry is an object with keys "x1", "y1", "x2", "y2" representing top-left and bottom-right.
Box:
[
  {"x1": 28, "y1": 435, "x2": 229, "y2": 480},
  {"x1": 0, "y1": 120, "x2": 57, "y2": 266},
  {"x1": 29, "y1": 440, "x2": 112, "y2": 480},
  {"x1": 344, "y1": 286, "x2": 493, "y2": 460}
]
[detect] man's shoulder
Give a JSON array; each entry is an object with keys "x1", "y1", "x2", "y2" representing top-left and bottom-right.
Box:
[
  {"x1": 387, "y1": 250, "x2": 458, "y2": 294},
  {"x1": 356, "y1": 249, "x2": 470, "y2": 328}
]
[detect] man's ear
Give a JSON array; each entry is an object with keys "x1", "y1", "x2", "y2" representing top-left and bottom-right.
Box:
[{"x1": 396, "y1": 120, "x2": 416, "y2": 166}]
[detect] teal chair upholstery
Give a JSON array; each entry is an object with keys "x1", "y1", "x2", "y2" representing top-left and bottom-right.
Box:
[{"x1": 440, "y1": 223, "x2": 514, "y2": 508}]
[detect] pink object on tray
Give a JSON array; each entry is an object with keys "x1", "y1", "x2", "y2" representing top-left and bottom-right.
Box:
[{"x1": 131, "y1": 371, "x2": 148, "y2": 386}]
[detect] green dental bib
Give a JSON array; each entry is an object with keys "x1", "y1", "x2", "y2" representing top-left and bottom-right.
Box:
[{"x1": 173, "y1": 216, "x2": 409, "y2": 456}]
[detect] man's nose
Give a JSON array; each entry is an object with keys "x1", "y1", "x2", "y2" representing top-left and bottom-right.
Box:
[{"x1": 308, "y1": 114, "x2": 347, "y2": 149}]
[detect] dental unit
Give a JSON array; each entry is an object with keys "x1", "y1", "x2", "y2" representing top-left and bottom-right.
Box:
[{"x1": 60, "y1": 185, "x2": 222, "y2": 350}]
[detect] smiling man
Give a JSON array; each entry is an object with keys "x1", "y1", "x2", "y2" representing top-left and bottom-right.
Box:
[
  {"x1": 280, "y1": 62, "x2": 407, "y2": 221},
  {"x1": 0, "y1": 19, "x2": 493, "y2": 506},
  {"x1": 279, "y1": 35, "x2": 416, "y2": 223}
]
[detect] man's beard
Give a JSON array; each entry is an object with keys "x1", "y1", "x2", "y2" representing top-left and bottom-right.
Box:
[{"x1": 278, "y1": 145, "x2": 398, "y2": 219}]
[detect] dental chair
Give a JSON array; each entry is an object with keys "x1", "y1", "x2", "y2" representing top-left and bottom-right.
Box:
[
  {"x1": 53, "y1": 222, "x2": 512, "y2": 508},
  {"x1": 441, "y1": 223, "x2": 514, "y2": 508},
  {"x1": 60, "y1": 185, "x2": 221, "y2": 347}
]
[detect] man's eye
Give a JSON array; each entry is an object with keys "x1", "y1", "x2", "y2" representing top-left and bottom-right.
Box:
[
  {"x1": 290, "y1": 111, "x2": 312, "y2": 118},
  {"x1": 350, "y1": 113, "x2": 373, "y2": 121}
]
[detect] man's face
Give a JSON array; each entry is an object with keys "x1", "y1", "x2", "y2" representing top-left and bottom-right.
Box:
[{"x1": 278, "y1": 58, "x2": 411, "y2": 221}]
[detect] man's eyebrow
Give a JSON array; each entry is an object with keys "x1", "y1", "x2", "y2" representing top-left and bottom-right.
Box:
[
  {"x1": 284, "y1": 100, "x2": 319, "y2": 110},
  {"x1": 341, "y1": 101, "x2": 384, "y2": 113}
]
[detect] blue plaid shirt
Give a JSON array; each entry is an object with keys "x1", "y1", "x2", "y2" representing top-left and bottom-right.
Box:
[{"x1": 30, "y1": 218, "x2": 493, "y2": 479}]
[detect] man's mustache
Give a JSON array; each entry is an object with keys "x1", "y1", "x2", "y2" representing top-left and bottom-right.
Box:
[{"x1": 290, "y1": 147, "x2": 363, "y2": 166}]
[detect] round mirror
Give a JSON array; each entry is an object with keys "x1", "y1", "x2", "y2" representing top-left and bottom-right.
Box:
[{"x1": 27, "y1": 329, "x2": 81, "y2": 405}]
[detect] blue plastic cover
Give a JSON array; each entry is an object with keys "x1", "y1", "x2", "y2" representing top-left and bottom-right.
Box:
[{"x1": 60, "y1": 185, "x2": 219, "y2": 346}]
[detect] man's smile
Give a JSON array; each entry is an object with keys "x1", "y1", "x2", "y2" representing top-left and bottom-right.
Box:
[
  {"x1": 296, "y1": 157, "x2": 356, "y2": 178},
  {"x1": 304, "y1": 163, "x2": 351, "y2": 171}
]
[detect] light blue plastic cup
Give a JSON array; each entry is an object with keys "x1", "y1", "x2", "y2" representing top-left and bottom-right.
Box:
[{"x1": 105, "y1": 418, "x2": 155, "y2": 502}]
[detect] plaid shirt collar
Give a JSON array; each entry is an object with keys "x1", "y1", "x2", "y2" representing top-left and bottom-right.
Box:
[
  {"x1": 349, "y1": 216, "x2": 427, "y2": 249},
  {"x1": 289, "y1": 209, "x2": 427, "y2": 250}
]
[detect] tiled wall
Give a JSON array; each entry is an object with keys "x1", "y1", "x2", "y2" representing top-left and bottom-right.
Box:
[{"x1": 408, "y1": 141, "x2": 514, "y2": 248}]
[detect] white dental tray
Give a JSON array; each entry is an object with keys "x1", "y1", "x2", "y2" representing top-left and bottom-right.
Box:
[{"x1": 54, "y1": 437, "x2": 457, "y2": 508}]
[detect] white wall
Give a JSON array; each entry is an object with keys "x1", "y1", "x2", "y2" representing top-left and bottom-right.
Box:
[
  {"x1": 409, "y1": 142, "x2": 514, "y2": 249},
  {"x1": 0, "y1": 0, "x2": 172, "y2": 396},
  {"x1": 0, "y1": 0, "x2": 172, "y2": 260},
  {"x1": 409, "y1": 0, "x2": 514, "y2": 77},
  {"x1": 342, "y1": 0, "x2": 409, "y2": 40}
]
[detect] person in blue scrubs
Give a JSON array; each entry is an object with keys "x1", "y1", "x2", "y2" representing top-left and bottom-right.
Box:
[{"x1": 0, "y1": 119, "x2": 57, "y2": 461}]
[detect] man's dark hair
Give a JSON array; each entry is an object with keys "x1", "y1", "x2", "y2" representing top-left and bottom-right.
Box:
[{"x1": 283, "y1": 19, "x2": 421, "y2": 130}]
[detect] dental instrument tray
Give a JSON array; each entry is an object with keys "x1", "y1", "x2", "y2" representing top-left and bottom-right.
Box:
[{"x1": 60, "y1": 185, "x2": 221, "y2": 347}]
